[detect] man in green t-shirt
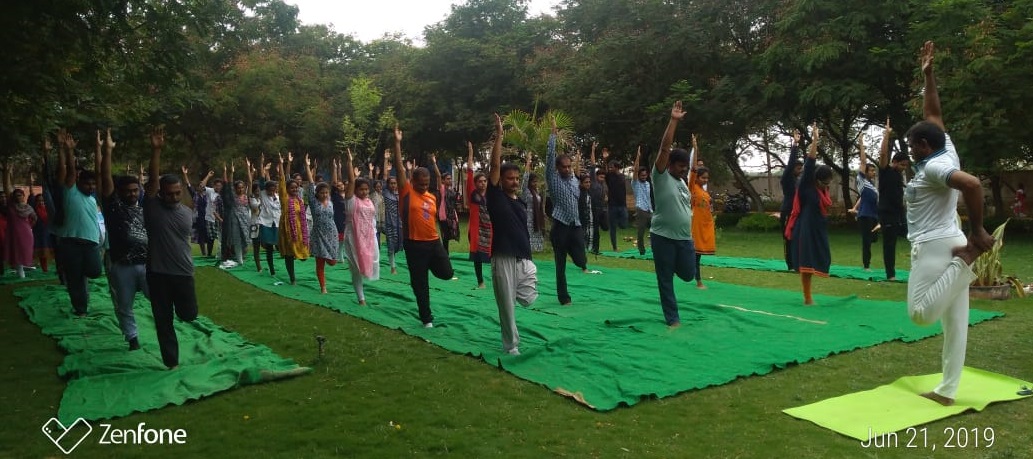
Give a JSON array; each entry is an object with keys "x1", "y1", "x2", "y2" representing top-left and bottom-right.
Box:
[{"x1": 650, "y1": 101, "x2": 695, "y2": 327}]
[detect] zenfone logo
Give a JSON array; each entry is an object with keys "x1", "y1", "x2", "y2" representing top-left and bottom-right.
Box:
[{"x1": 41, "y1": 417, "x2": 93, "y2": 454}]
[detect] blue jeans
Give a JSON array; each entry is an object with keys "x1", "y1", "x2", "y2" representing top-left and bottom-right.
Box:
[
  {"x1": 650, "y1": 233, "x2": 696, "y2": 325},
  {"x1": 108, "y1": 262, "x2": 149, "y2": 341}
]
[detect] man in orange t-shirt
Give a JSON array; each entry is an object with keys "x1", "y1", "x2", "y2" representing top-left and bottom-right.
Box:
[{"x1": 392, "y1": 125, "x2": 455, "y2": 328}]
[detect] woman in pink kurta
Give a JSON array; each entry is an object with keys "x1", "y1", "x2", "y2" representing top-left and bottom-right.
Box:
[{"x1": 5, "y1": 189, "x2": 37, "y2": 277}]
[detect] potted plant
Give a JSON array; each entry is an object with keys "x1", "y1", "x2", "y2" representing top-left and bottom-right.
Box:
[{"x1": 970, "y1": 219, "x2": 1026, "y2": 300}]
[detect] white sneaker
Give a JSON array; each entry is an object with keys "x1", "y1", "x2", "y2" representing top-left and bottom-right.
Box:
[
  {"x1": 507, "y1": 348, "x2": 520, "y2": 356},
  {"x1": 225, "y1": 260, "x2": 239, "y2": 268},
  {"x1": 424, "y1": 322, "x2": 434, "y2": 329}
]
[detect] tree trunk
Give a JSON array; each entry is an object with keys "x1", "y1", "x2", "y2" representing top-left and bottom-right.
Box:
[
  {"x1": 721, "y1": 145, "x2": 762, "y2": 212},
  {"x1": 989, "y1": 173, "x2": 1004, "y2": 218}
]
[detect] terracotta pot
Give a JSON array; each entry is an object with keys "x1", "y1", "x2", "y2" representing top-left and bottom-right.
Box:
[{"x1": 969, "y1": 284, "x2": 1012, "y2": 300}]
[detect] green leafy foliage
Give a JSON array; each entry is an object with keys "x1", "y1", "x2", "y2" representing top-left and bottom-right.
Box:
[{"x1": 735, "y1": 212, "x2": 781, "y2": 232}]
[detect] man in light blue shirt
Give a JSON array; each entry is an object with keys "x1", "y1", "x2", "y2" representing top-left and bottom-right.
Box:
[
  {"x1": 545, "y1": 117, "x2": 593, "y2": 305},
  {"x1": 631, "y1": 146, "x2": 653, "y2": 256},
  {"x1": 650, "y1": 102, "x2": 695, "y2": 327}
]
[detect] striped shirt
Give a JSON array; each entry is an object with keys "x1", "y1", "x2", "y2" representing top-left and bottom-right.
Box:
[
  {"x1": 632, "y1": 179, "x2": 653, "y2": 212},
  {"x1": 545, "y1": 134, "x2": 580, "y2": 226}
]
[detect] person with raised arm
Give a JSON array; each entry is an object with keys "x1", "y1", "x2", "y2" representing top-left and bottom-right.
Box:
[
  {"x1": 875, "y1": 118, "x2": 909, "y2": 281},
  {"x1": 219, "y1": 160, "x2": 251, "y2": 269},
  {"x1": 143, "y1": 126, "x2": 198, "y2": 369},
  {"x1": 98, "y1": 128, "x2": 147, "y2": 350},
  {"x1": 784, "y1": 123, "x2": 833, "y2": 306},
  {"x1": 779, "y1": 130, "x2": 804, "y2": 271},
  {"x1": 381, "y1": 150, "x2": 402, "y2": 274},
  {"x1": 465, "y1": 143, "x2": 492, "y2": 288},
  {"x1": 55, "y1": 129, "x2": 102, "y2": 316},
  {"x1": 254, "y1": 154, "x2": 281, "y2": 276},
  {"x1": 587, "y1": 142, "x2": 607, "y2": 254},
  {"x1": 276, "y1": 152, "x2": 310, "y2": 285},
  {"x1": 520, "y1": 152, "x2": 546, "y2": 253},
  {"x1": 545, "y1": 116, "x2": 594, "y2": 306},
  {"x1": 904, "y1": 41, "x2": 994, "y2": 407},
  {"x1": 305, "y1": 153, "x2": 339, "y2": 294},
  {"x1": 331, "y1": 157, "x2": 350, "y2": 265},
  {"x1": 430, "y1": 153, "x2": 460, "y2": 253},
  {"x1": 630, "y1": 145, "x2": 653, "y2": 256},
  {"x1": 602, "y1": 147, "x2": 629, "y2": 252},
  {"x1": 486, "y1": 113, "x2": 538, "y2": 355},
  {"x1": 340, "y1": 149, "x2": 379, "y2": 304},
  {"x1": 649, "y1": 101, "x2": 697, "y2": 327},
  {"x1": 848, "y1": 134, "x2": 879, "y2": 272},
  {"x1": 368, "y1": 162, "x2": 385, "y2": 246},
  {"x1": 394, "y1": 125, "x2": 454, "y2": 327},
  {"x1": 688, "y1": 134, "x2": 715, "y2": 289},
  {"x1": 3, "y1": 160, "x2": 37, "y2": 279}
]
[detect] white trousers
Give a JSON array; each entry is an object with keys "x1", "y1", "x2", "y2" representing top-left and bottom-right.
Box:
[
  {"x1": 907, "y1": 234, "x2": 975, "y2": 398},
  {"x1": 491, "y1": 256, "x2": 538, "y2": 352}
]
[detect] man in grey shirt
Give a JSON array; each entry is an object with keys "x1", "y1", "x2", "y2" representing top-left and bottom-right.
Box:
[{"x1": 143, "y1": 127, "x2": 199, "y2": 369}]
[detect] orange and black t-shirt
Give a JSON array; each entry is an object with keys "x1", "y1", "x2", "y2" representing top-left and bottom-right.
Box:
[{"x1": 399, "y1": 183, "x2": 439, "y2": 241}]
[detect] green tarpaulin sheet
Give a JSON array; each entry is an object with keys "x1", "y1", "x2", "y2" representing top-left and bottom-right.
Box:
[
  {"x1": 599, "y1": 248, "x2": 909, "y2": 282},
  {"x1": 216, "y1": 250, "x2": 996, "y2": 411},
  {"x1": 15, "y1": 280, "x2": 310, "y2": 424},
  {"x1": 783, "y1": 367, "x2": 1032, "y2": 441}
]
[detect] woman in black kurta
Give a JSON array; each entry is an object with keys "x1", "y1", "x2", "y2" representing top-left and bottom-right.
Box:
[{"x1": 786, "y1": 124, "x2": 832, "y2": 305}]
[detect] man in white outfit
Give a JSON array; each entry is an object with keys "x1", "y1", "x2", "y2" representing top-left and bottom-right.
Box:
[{"x1": 904, "y1": 41, "x2": 994, "y2": 406}]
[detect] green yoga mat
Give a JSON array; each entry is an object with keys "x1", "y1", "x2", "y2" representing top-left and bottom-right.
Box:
[
  {"x1": 216, "y1": 249, "x2": 997, "y2": 411},
  {"x1": 600, "y1": 248, "x2": 909, "y2": 282},
  {"x1": 15, "y1": 280, "x2": 311, "y2": 424},
  {"x1": 783, "y1": 367, "x2": 1033, "y2": 441}
]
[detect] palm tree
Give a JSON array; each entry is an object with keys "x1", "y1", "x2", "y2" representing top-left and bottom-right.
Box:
[{"x1": 502, "y1": 109, "x2": 575, "y2": 163}]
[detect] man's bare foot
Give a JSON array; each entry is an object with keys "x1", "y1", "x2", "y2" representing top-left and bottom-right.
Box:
[
  {"x1": 668, "y1": 322, "x2": 682, "y2": 329},
  {"x1": 920, "y1": 391, "x2": 955, "y2": 406},
  {"x1": 803, "y1": 300, "x2": 815, "y2": 306},
  {"x1": 320, "y1": 288, "x2": 328, "y2": 294},
  {"x1": 358, "y1": 300, "x2": 367, "y2": 306},
  {"x1": 477, "y1": 283, "x2": 485, "y2": 289},
  {"x1": 951, "y1": 244, "x2": 982, "y2": 265},
  {"x1": 887, "y1": 276, "x2": 896, "y2": 281},
  {"x1": 390, "y1": 267, "x2": 398, "y2": 275},
  {"x1": 696, "y1": 282, "x2": 707, "y2": 290}
]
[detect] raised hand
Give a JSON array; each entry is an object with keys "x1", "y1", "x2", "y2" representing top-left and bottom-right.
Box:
[
  {"x1": 304, "y1": 153, "x2": 311, "y2": 168},
  {"x1": 346, "y1": 147, "x2": 353, "y2": 162},
  {"x1": 181, "y1": 165, "x2": 189, "y2": 176},
  {"x1": 671, "y1": 100, "x2": 685, "y2": 120},
  {"x1": 287, "y1": 151, "x2": 294, "y2": 163},
  {"x1": 394, "y1": 124, "x2": 403, "y2": 142},
  {"x1": 602, "y1": 148, "x2": 609, "y2": 160},
  {"x1": 277, "y1": 152, "x2": 284, "y2": 164},
  {"x1": 59, "y1": 128, "x2": 77, "y2": 151},
  {"x1": 150, "y1": 126, "x2": 164, "y2": 149},
  {"x1": 884, "y1": 116, "x2": 893, "y2": 135},
  {"x1": 920, "y1": 41, "x2": 935, "y2": 75},
  {"x1": 429, "y1": 152, "x2": 437, "y2": 164},
  {"x1": 104, "y1": 128, "x2": 115, "y2": 151},
  {"x1": 810, "y1": 122, "x2": 820, "y2": 142},
  {"x1": 792, "y1": 129, "x2": 801, "y2": 145},
  {"x1": 96, "y1": 130, "x2": 102, "y2": 149},
  {"x1": 692, "y1": 134, "x2": 699, "y2": 151}
]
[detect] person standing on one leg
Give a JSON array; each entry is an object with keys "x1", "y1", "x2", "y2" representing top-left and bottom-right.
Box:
[
  {"x1": 465, "y1": 144, "x2": 492, "y2": 289},
  {"x1": 544, "y1": 116, "x2": 593, "y2": 306},
  {"x1": 99, "y1": 129, "x2": 147, "y2": 350},
  {"x1": 276, "y1": 152, "x2": 310, "y2": 285},
  {"x1": 905, "y1": 41, "x2": 994, "y2": 406},
  {"x1": 587, "y1": 143, "x2": 608, "y2": 254},
  {"x1": 650, "y1": 101, "x2": 696, "y2": 327},
  {"x1": 847, "y1": 136, "x2": 879, "y2": 272},
  {"x1": 603, "y1": 148, "x2": 628, "y2": 252},
  {"x1": 780, "y1": 130, "x2": 803, "y2": 272},
  {"x1": 307, "y1": 154, "x2": 339, "y2": 294},
  {"x1": 486, "y1": 113, "x2": 538, "y2": 355},
  {"x1": 55, "y1": 129, "x2": 103, "y2": 317},
  {"x1": 689, "y1": 135, "x2": 716, "y2": 289},
  {"x1": 143, "y1": 127, "x2": 199, "y2": 369},
  {"x1": 340, "y1": 150, "x2": 380, "y2": 304},
  {"x1": 393, "y1": 125, "x2": 454, "y2": 328},
  {"x1": 631, "y1": 146, "x2": 652, "y2": 256},
  {"x1": 785, "y1": 123, "x2": 833, "y2": 306},
  {"x1": 876, "y1": 118, "x2": 909, "y2": 281}
]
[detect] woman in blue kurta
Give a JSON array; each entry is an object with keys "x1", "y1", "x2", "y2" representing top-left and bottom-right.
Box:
[{"x1": 785, "y1": 124, "x2": 833, "y2": 305}]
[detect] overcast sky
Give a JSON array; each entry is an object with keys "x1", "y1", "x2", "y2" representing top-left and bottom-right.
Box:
[{"x1": 286, "y1": 0, "x2": 562, "y2": 44}]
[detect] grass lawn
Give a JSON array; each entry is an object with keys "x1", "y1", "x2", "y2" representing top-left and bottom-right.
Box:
[{"x1": 2, "y1": 222, "x2": 1031, "y2": 458}]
